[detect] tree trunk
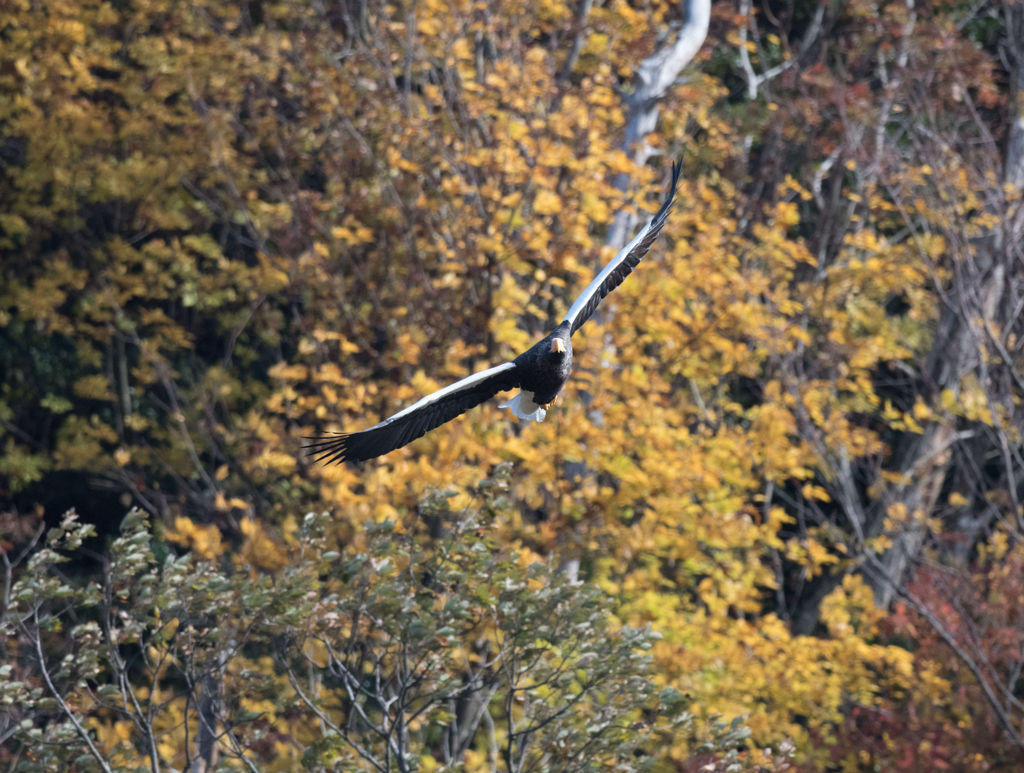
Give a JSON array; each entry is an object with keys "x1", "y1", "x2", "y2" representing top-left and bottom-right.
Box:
[
  {"x1": 864, "y1": 73, "x2": 1024, "y2": 608},
  {"x1": 605, "y1": 0, "x2": 710, "y2": 249},
  {"x1": 191, "y1": 670, "x2": 220, "y2": 773}
]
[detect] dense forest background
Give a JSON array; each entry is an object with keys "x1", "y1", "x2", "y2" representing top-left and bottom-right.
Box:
[{"x1": 2, "y1": 0, "x2": 1024, "y2": 769}]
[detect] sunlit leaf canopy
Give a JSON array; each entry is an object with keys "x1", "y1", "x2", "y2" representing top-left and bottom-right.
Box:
[{"x1": 2, "y1": 0, "x2": 1024, "y2": 767}]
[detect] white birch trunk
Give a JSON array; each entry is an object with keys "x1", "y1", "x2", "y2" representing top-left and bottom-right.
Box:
[{"x1": 605, "y1": 0, "x2": 710, "y2": 249}]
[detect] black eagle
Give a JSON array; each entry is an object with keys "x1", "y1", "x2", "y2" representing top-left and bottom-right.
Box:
[{"x1": 306, "y1": 160, "x2": 682, "y2": 464}]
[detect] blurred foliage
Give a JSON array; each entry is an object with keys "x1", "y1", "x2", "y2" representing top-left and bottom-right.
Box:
[{"x1": 1, "y1": 0, "x2": 1024, "y2": 769}]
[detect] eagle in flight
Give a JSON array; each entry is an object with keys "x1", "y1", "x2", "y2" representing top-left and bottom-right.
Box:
[{"x1": 307, "y1": 160, "x2": 681, "y2": 464}]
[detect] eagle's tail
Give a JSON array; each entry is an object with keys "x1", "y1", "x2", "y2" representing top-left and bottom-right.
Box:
[{"x1": 499, "y1": 390, "x2": 547, "y2": 422}]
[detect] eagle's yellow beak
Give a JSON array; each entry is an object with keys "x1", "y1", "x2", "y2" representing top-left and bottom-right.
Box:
[{"x1": 550, "y1": 338, "x2": 566, "y2": 353}]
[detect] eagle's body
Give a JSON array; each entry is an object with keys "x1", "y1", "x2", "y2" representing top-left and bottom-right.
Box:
[
  {"x1": 502, "y1": 321, "x2": 573, "y2": 421},
  {"x1": 306, "y1": 161, "x2": 681, "y2": 465}
]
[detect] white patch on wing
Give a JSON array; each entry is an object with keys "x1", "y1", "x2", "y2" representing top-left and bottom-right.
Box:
[
  {"x1": 562, "y1": 220, "x2": 652, "y2": 330},
  {"x1": 376, "y1": 361, "x2": 517, "y2": 427},
  {"x1": 499, "y1": 390, "x2": 547, "y2": 422}
]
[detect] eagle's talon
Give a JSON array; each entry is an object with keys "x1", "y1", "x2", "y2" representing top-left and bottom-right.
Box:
[{"x1": 540, "y1": 403, "x2": 551, "y2": 410}]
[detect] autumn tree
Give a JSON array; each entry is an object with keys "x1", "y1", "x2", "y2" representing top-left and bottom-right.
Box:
[
  {"x1": 0, "y1": 472, "x2": 785, "y2": 772},
  {"x1": 713, "y1": 0, "x2": 1024, "y2": 763}
]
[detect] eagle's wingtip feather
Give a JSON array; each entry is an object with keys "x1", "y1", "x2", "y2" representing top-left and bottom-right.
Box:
[{"x1": 304, "y1": 432, "x2": 354, "y2": 464}]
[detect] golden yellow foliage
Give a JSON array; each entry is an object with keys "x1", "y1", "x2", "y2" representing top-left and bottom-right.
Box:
[
  {"x1": 3, "y1": 0, "x2": 1023, "y2": 767},
  {"x1": 164, "y1": 517, "x2": 225, "y2": 559}
]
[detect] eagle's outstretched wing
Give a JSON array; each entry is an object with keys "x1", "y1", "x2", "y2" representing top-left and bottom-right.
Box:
[
  {"x1": 562, "y1": 160, "x2": 682, "y2": 337},
  {"x1": 305, "y1": 362, "x2": 520, "y2": 464}
]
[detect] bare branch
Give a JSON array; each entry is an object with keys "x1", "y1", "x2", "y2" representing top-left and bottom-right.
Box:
[
  {"x1": 32, "y1": 610, "x2": 115, "y2": 773},
  {"x1": 560, "y1": 0, "x2": 594, "y2": 82}
]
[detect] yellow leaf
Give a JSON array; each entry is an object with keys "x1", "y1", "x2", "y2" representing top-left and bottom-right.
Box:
[
  {"x1": 73, "y1": 375, "x2": 114, "y2": 401},
  {"x1": 533, "y1": 190, "x2": 563, "y2": 215}
]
